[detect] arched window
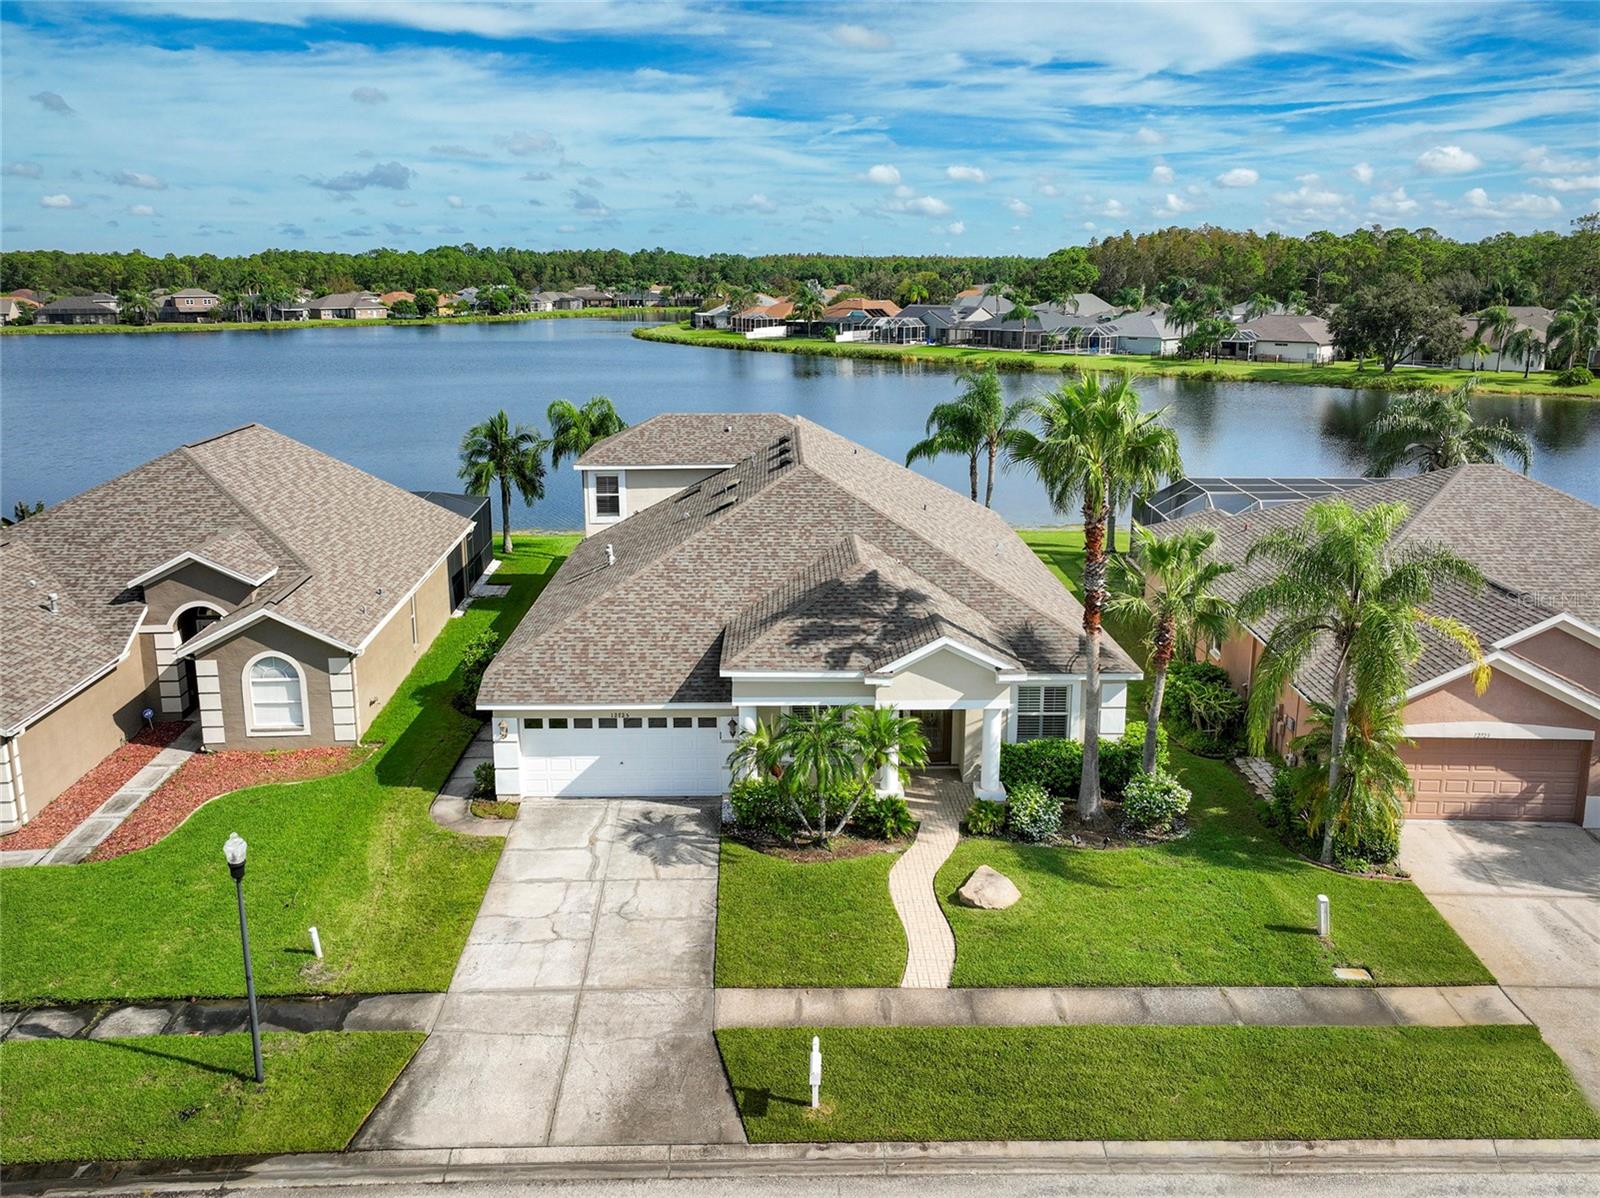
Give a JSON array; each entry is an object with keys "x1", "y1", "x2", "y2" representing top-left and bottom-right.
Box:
[{"x1": 245, "y1": 653, "x2": 307, "y2": 733}]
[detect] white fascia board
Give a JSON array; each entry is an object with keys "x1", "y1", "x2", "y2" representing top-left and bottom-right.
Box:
[
  {"x1": 353, "y1": 528, "x2": 471, "y2": 654},
  {"x1": 572, "y1": 462, "x2": 734, "y2": 473},
  {"x1": 4, "y1": 612, "x2": 146, "y2": 735},
  {"x1": 1407, "y1": 650, "x2": 1600, "y2": 719},
  {"x1": 1404, "y1": 721, "x2": 1594, "y2": 741},
  {"x1": 1493, "y1": 612, "x2": 1600, "y2": 652},
  {"x1": 126, "y1": 552, "x2": 278, "y2": 590},
  {"x1": 720, "y1": 669, "x2": 865, "y2": 681},
  {"x1": 175, "y1": 609, "x2": 358, "y2": 659},
  {"x1": 478, "y1": 702, "x2": 738, "y2": 713}
]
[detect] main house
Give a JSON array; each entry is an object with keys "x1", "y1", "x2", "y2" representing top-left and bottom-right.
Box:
[
  {"x1": 481, "y1": 413, "x2": 1139, "y2": 801},
  {"x1": 1162, "y1": 466, "x2": 1600, "y2": 826},
  {"x1": 0, "y1": 425, "x2": 487, "y2": 832}
]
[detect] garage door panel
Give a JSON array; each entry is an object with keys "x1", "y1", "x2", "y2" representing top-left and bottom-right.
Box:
[
  {"x1": 518, "y1": 719, "x2": 728, "y2": 798},
  {"x1": 1403, "y1": 738, "x2": 1585, "y2": 822}
]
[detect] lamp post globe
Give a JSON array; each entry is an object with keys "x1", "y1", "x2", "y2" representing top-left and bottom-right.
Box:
[{"x1": 224, "y1": 832, "x2": 247, "y2": 879}]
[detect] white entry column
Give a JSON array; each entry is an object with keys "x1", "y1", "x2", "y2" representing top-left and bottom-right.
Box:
[
  {"x1": 733, "y1": 705, "x2": 758, "y2": 780},
  {"x1": 976, "y1": 705, "x2": 1006, "y2": 800}
]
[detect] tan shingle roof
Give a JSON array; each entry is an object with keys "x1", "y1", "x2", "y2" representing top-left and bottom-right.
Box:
[{"x1": 575, "y1": 412, "x2": 797, "y2": 468}]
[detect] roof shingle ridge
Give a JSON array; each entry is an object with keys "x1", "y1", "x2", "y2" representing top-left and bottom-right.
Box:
[{"x1": 177, "y1": 433, "x2": 313, "y2": 604}]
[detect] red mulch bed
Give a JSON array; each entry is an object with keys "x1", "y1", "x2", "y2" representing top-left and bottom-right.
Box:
[
  {"x1": 87, "y1": 746, "x2": 361, "y2": 861},
  {"x1": 0, "y1": 722, "x2": 188, "y2": 852}
]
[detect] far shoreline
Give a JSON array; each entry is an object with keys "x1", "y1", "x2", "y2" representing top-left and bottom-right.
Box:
[
  {"x1": 631, "y1": 321, "x2": 1600, "y2": 400},
  {"x1": 0, "y1": 306, "x2": 690, "y2": 337}
]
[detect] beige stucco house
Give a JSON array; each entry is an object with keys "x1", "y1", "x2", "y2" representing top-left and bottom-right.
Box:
[
  {"x1": 0, "y1": 425, "x2": 481, "y2": 832},
  {"x1": 484, "y1": 414, "x2": 1140, "y2": 801}
]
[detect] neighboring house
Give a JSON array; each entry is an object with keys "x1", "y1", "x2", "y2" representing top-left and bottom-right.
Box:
[
  {"x1": 569, "y1": 285, "x2": 617, "y2": 308},
  {"x1": 692, "y1": 302, "x2": 732, "y2": 329},
  {"x1": 550, "y1": 293, "x2": 586, "y2": 311},
  {"x1": 732, "y1": 299, "x2": 794, "y2": 335},
  {"x1": 411, "y1": 491, "x2": 496, "y2": 606},
  {"x1": 528, "y1": 291, "x2": 561, "y2": 312},
  {"x1": 889, "y1": 303, "x2": 960, "y2": 344},
  {"x1": 1163, "y1": 466, "x2": 1600, "y2": 825},
  {"x1": 571, "y1": 412, "x2": 796, "y2": 537},
  {"x1": 455, "y1": 287, "x2": 480, "y2": 310},
  {"x1": 1221, "y1": 315, "x2": 1336, "y2": 363},
  {"x1": 1098, "y1": 309, "x2": 1182, "y2": 356},
  {"x1": 154, "y1": 288, "x2": 221, "y2": 323},
  {"x1": 1134, "y1": 476, "x2": 1374, "y2": 526},
  {"x1": 269, "y1": 300, "x2": 311, "y2": 321},
  {"x1": 307, "y1": 291, "x2": 388, "y2": 320},
  {"x1": 1450, "y1": 307, "x2": 1554, "y2": 373},
  {"x1": 34, "y1": 294, "x2": 119, "y2": 325},
  {"x1": 0, "y1": 295, "x2": 42, "y2": 324},
  {"x1": 482, "y1": 414, "x2": 1140, "y2": 801},
  {"x1": 0, "y1": 425, "x2": 477, "y2": 832},
  {"x1": 378, "y1": 290, "x2": 415, "y2": 308}
]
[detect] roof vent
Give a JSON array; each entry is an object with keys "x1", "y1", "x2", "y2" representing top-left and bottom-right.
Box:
[
  {"x1": 605, "y1": 543, "x2": 616, "y2": 566},
  {"x1": 46, "y1": 592, "x2": 59, "y2": 613},
  {"x1": 724, "y1": 423, "x2": 732, "y2": 433}
]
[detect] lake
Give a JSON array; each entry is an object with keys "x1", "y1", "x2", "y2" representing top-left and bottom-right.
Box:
[{"x1": 3, "y1": 318, "x2": 1596, "y2": 529}]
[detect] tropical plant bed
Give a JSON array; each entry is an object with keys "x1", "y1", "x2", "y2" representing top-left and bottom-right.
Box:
[
  {"x1": 936, "y1": 750, "x2": 1491, "y2": 987},
  {"x1": 716, "y1": 839, "x2": 907, "y2": 988},
  {"x1": 0, "y1": 1031, "x2": 423, "y2": 1164},
  {"x1": 86, "y1": 746, "x2": 367, "y2": 862},
  {"x1": 717, "y1": 1025, "x2": 1600, "y2": 1143},
  {"x1": 726, "y1": 829, "x2": 912, "y2": 863},
  {"x1": 0, "y1": 722, "x2": 189, "y2": 852}
]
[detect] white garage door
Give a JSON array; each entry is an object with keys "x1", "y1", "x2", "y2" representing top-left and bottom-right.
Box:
[{"x1": 518, "y1": 713, "x2": 730, "y2": 798}]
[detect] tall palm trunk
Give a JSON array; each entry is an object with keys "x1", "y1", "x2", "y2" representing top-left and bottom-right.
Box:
[
  {"x1": 967, "y1": 452, "x2": 979, "y2": 502},
  {"x1": 984, "y1": 442, "x2": 998, "y2": 508},
  {"x1": 1105, "y1": 507, "x2": 1118, "y2": 557},
  {"x1": 1321, "y1": 661, "x2": 1351, "y2": 865},
  {"x1": 1144, "y1": 614, "x2": 1175, "y2": 773},
  {"x1": 1079, "y1": 498, "x2": 1107, "y2": 818},
  {"x1": 499, "y1": 474, "x2": 514, "y2": 553}
]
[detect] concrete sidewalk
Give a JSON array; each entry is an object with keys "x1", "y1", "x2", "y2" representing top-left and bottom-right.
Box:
[
  {"x1": 714, "y1": 984, "x2": 1531, "y2": 1029},
  {"x1": 1, "y1": 993, "x2": 443, "y2": 1043}
]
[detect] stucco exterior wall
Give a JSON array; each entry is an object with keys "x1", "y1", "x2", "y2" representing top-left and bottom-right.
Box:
[
  {"x1": 731, "y1": 678, "x2": 875, "y2": 705},
  {"x1": 580, "y1": 466, "x2": 722, "y2": 536},
  {"x1": 878, "y1": 651, "x2": 1010, "y2": 708},
  {"x1": 351, "y1": 556, "x2": 454, "y2": 735},
  {"x1": 1510, "y1": 628, "x2": 1600, "y2": 696},
  {"x1": 143, "y1": 562, "x2": 259, "y2": 627},
  {"x1": 9, "y1": 647, "x2": 157, "y2": 823},
  {"x1": 199, "y1": 621, "x2": 339, "y2": 750},
  {"x1": 1210, "y1": 629, "x2": 1311, "y2": 754}
]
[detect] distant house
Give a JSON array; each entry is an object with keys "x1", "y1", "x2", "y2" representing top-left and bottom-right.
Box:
[
  {"x1": 883, "y1": 304, "x2": 959, "y2": 345},
  {"x1": 528, "y1": 291, "x2": 561, "y2": 312},
  {"x1": 154, "y1": 288, "x2": 221, "y2": 323},
  {"x1": 1221, "y1": 314, "x2": 1336, "y2": 363},
  {"x1": 1098, "y1": 310, "x2": 1182, "y2": 356},
  {"x1": 34, "y1": 294, "x2": 119, "y2": 326},
  {"x1": 551, "y1": 292, "x2": 586, "y2": 311},
  {"x1": 692, "y1": 302, "x2": 732, "y2": 329},
  {"x1": 1453, "y1": 307, "x2": 1554, "y2": 373},
  {"x1": 307, "y1": 291, "x2": 387, "y2": 320},
  {"x1": 454, "y1": 287, "x2": 480, "y2": 310},
  {"x1": 732, "y1": 299, "x2": 794, "y2": 335},
  {"x1": 821, "y1": 299, "x2": 900, "y2": 337},
  {"x1": 269, "y1": 299, "x2": 311, "y2": 321},
  {"x1": 569, "y1": 285, "x2": 617, "y2": 309},
  {"x1": 378, "y1": 291, "x2": 415, "y2": 308},
  {"x1": 0, "y1": 294, "x2": 42, "y2": 324}
]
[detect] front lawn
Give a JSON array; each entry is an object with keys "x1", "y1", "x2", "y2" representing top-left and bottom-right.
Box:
[
  {"x1": 0, "y1": 1032, "x2": 422, "y2": 1164},
  {"x1": 0, "y1": 537, "x2": 577, "y2": 1005},
  {"x1": 717, "y1": 1024, "x2": 1600, "y2": 1142},
  {"x1": 938, "y1": 750, "x2": 1491, "y2": 986},
  {"x1": 716, "y1": 840, "x2": 907, "y2": 987}
]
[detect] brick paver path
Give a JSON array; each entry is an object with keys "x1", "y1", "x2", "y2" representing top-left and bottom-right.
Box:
[{"x1": 889, "y1": 772, "x2": 971, "y2": 988}]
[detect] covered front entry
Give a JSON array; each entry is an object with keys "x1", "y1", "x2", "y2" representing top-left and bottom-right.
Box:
[
  {"x1": 1403, "y1": 737, "x2": 1586, "y2": 822},
  {"x1": 911, "y1": 710, "x2": 955, "y2": 766},
  {"x1": 516, "y1": 712, "x2": 731, "y2": 798}
]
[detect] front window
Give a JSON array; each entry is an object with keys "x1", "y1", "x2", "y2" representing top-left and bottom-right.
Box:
[
  {"x1": 247, "y1": 654, "x2": 307, "y2": 733},
  {"x1": 1015, "y1": 685, "x2": 1069, "y2": 741},
  {"x1": 594, "y1": 474, "x2": 621, "y2": 518}
]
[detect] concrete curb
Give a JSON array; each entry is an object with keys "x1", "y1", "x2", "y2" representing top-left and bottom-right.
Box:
[{"x1": 4, "y1": 1139, "x2": 1597, "y2": 1192}]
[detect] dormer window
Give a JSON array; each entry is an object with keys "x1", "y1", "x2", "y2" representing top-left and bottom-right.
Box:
[{"x1": 594, "y1": 474, "x2": 621, "y2": 518}]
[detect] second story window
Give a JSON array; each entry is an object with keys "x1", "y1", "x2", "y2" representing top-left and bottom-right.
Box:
[{"x1": 594, "y1": 474, "x2": 621, "y2": 518}]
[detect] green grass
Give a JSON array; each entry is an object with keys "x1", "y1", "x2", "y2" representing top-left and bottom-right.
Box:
[
  {"x1": 0, "y1": 1032, "x2": 422, "y2": 1164},
  {"x1": 717, "y1": 1024, "x2": 1600, "y2": 1142},
  {"x1": 0, "y1": 537, "x2": 577, "y2": 1004},
  {"x1": 716, "y1": 840, "x2": 907, "y2": 987},
  {"x1": 1, "y1": 308, "x2": 689, "y2": 335},
  {"x1": 636, "y1": 323, "x2": 1600, "y2": 399},
  {"x1": 938, "y1": 748, "x2": 1490, "y2": 986}
]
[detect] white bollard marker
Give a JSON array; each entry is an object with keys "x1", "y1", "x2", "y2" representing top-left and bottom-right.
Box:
[
  {"x1": 809, "y1": 1035, "x2": 822, "y2": 1110},
  {"x1": 1317, "y1": 894, "x2": 1330, "y2": 939},
  {"x1": 310, "y1": 926, "x2": 324, "y2": 959}
]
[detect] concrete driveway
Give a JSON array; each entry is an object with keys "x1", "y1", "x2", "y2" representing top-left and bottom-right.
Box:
[
  {"x1": 358, "y1": 799, "x2": 743, "y2": 1149},
  {"x1": 1402, "y1": 821, "x2": 1600, "y2": 1104}
]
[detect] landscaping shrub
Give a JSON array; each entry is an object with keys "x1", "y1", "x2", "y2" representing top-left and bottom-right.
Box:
[
  {"x1": 999, "y1": 738, "x2": 1082, "y2": 797},
  {"x1": 453, "y1": 630, "x2": 501, "y2": 714},
  {"x1": 1332, "y1": 820, "x2": 1401, "y2": 873},
  {"x1": 1005, "y1": 782, "x2": 1061, "y2": 842},
  {"x1": 471, "y1": 761, "x2": 496, "y2": 800},
  {"x1": 1554, "y1": 366, "x2": 1594, "y2": 387},
  {"x1": 852, "y1": 792, "x2": 916, "y2": 840},
  {"x1": 964, "y1": 798, "x2": 1007, "y2": 837},
  {"x1": 1121, "y1": 769, "x2": 1192, "y2": 832},
  {"x1": 1099, "y1": 722, "x2": 1169, "y2": 795},
  {"x1": 1263, "y1": 762, "x2": 1400, "y2": 871},
  {"x1": 729, "y1": 777, "x2": 802, "y2": 839}
]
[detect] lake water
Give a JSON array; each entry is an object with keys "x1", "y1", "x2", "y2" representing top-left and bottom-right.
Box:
[{"x1": 3, "y1": 318, "x2": 1596, "y2": 529}]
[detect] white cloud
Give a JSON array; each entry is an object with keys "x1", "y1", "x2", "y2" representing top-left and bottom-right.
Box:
[
  {"x1": 1416, "y1": 144, "x2": 1482, "y2": 175},
  {"x1": 748, "y1": 192, "x2": 778, "y2": 214},
  {"x1": 1368, "y1": 186, "x2": 1418, "y2": 217},
  {"x1": 109, "y1": 169, "x2": 165, "y2": 189},
  {"x1": 1006, "y1": 197, "x2": 1032, "y2": 218},
  {"x1": 39, "y1": 193, "x2": 74, "y2": 208},
  {"x1": 1459, "y1": 187, "x2": 1561, "y2": 218},
  {"x1": 907, "y1": 194, "x2": 950, "y2": 216},
  {"x1": 3, "y1": 161, "x2": 42, "y2": 178},
  {"x1": 128, "y1": 203, "x2": 156, "y2": 216},
  {"x1": 1272, "y1": 173, "x2": 1349, "y2": 220},
  {"x1": 1035, "y1": 181, "x2": 1060, "y2": 197},
  {"x1": 1099, "y1": 198, "x2": 1127, "y2": 218},
  {"x1": 1216, "y1": 167, "x2": 1258, "y2": 188},
  {"x1": 831, "y1": 23, "x2": 892, "y2": 50},
  {"x1": 1529, "y1": 174, "x2": 1600, "y2": 192},
  {"x1": 1134, "y1": 126, "x2": 1164, "y2": 145},
  {"x1": 946, "y1": 220, "x2": 965, "y2": 235},
  {"x1": 447, "y1": 195, "x2": 464, "y2": 208},
  {"x1": 1155, "y1": 192, "x2": 1193, "y2": 216},
  {"x1": 1350, "y1": 162, "x2": 1375, "y2": 185},
  {"x1": 946, "y1": 165, "x2": 987, "y2": 183},
  {"x1": 864, "y1": 163, "x2": 901, "y2": 186},
  {"x1": 893, "y1": 183, "x2": 913, "y2": 198},
  {"x1": 1149, "y1": 162, "x2": 1175, "y2": 185}
]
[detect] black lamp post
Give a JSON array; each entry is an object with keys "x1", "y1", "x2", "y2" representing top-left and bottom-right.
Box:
[{"x1": 224, "y1": 832, "x2": 264, "y2": 1083}]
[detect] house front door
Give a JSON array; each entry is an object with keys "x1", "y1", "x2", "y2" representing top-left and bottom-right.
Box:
[{"x1": 913, "y1": 710, "x2": 954, "y2": 766}]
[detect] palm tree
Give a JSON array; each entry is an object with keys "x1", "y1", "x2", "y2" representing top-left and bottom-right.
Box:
[
  {"x1": 1287, "y1": 692, "x2": 1413, "y2": 863},
  {"x1": 1285, "y1": 289, "x2": 1310, "y2": 315},
  {"x1": 1238, "y1": 499, "x2": 1488, "y2": 864},
  {"x1": 117, "y1": 288, "x2": 153, "y2": 326},
  {"x1": 1502, "y1": 326, "x2": 1545, "y2": 379},
  {"x1": 789, "y1": 283, "x2": 826, "y2": 337},
  {"x1": 1548, "y1": 293, "x2": 1599, "y2": 369},
  {"x1": 1107, "y1": 526, "x2": 1235, "y2": 772},
  {"x1": 900, "y1": 277, "x2": 930, "y2": 305},
  {"x1": 1111, "y1": 284, "x2": 1147, "y2": 311},
  {"x1": 1462, "y1": 336, "x2": 1491, "y2": 371},
  {"x1": 725, "y1": 717, "x2": 782, "y2": 784},
  {"x1": 1166, "y1": 296, "x2": 1204, "y2": 341},
  {"x1": 1006, "y1": 372, "x2": 1183, "y2": 817},
  {"x1": 1243, "y1": 292, "x2": 1276, "y2": 320},
  {"x1": 458, "y1": 410, "x2": 549, "y2": 552},
  {"x1": 1365, "y1": 380, "x2": 1532, "y2": 476},
  {"x1": 1004, "y1": 291, "x2": 1037, "y2": 351},
  {"x1": 906, "y1": 364, "x2": 1027, "y2": 506},
  {"x1": 547, "y1": 396, "x2": 628, "y2": 469},
  {"x1": 1474, "y1": 305, "x2": 1517, "y2": 371},
  {"x1": 838, "y1": 707, "x2": 928, "y2": 835}
]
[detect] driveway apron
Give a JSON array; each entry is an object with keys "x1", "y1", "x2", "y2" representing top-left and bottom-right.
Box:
[{"x1": 357, "y1": 799, "x2": 742, "y2": 1149}]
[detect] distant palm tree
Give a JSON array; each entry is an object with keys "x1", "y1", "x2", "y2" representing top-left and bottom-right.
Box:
[
  {"x1": 1474, "y1": 305, "x2": 1517, "y2": 371},
  {"x1": 1461, "y1": 336, "x2": 1492, "y2": 371},
  {"x1": 1166, "y1": 296, "x2": 1204, "y2": 340},
  {"x1": 1107, "y1": 526, "x2": 1235, "y2": 772},
  {"x1": 900, "y1": 277, "x2": 930, "y2": 305},
  {"x1": 459, "y1": 410, "x2": 549, "y2": 552},
  {"x1": 1548, "y1": 293, "x2": 1599, "y2": 369},
  {"x1": 1365, "y1": 380, "x2": 1532, "y2": 475},
  {"x1": 547, "y1": 396, "x2": 628, "y2": 469},
  {"x1": 906, "y1": 364, "x2": 1027, "y2": 507},
  {"x1": 1003, "y1": 291, "x2": 1037, "y2": 351},
  {"x1": 117, "y1": 288, "x2": 153, "y2": 326},
  {"x1": 1243, "y1": 292, "x2": 1276, "y2": 320},
  {"x1": 1006, "y1": 372, "x2": 1183, "y2": 817},
  {"x1": 1111, "y1": 284, "x2": 1147, "y2": 311},
  {"x1": 1285, "y1": 289, "x2": 1310, "y2": 315},
  {"x1": 1239, "y1": 499, "x2": 1487, "y2": 863},
  {"x1": 1502, "y1": 326, "x2": 1545, "y2": 379},
  {"x1": 789, "y1": 283, "x2": 826, "y2": 336}
]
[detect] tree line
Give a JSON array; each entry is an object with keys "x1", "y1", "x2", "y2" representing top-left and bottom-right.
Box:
[{"x1": 5, "y1": 217, "x2": 1596, "y2": 313}]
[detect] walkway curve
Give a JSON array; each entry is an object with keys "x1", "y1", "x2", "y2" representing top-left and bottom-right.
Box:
[
  {"x1": 427, "y1": 724, "x2": 510, "y2": 838},
  {"x1": 887, "y1": 774, "x2": 971, "y2": 988}
]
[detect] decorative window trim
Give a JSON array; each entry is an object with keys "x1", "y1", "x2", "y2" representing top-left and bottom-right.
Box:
[
  {"x1": 1015, "y1": 684, "x2": 1070, "y2": 741},
  {"x1": 243, "y1": 651, "x2": 310, "y2": 737},
  {"x1": 592, "y1": 471, "x2": 624, "y2": 521}
]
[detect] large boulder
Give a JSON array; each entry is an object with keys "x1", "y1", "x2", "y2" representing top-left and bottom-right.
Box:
[{"x1": 955, "y1": 865, "x2": 1020, "y2": 910}]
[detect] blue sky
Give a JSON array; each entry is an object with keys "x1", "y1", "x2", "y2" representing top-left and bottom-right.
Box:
[{"x1": 2, "y1": 1, "x2": 1596, "y2": 256}]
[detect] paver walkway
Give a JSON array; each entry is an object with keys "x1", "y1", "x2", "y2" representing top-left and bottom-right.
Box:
[
  {"x1": 714, "y1": 984, "x2": 1531, "y2": 1029},
  {"x1": 0, "y1": 724, "x2": 202, "y2": 868},
  {"x1": 427, "y1": 724, "x2": 507, "y2": 838},
  {"x1": 887, "y1": 772, "x2": 970, "y2": 988},
  {"x1": 357, "y1": 798, "x2": 743, "y2": 1150}
]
